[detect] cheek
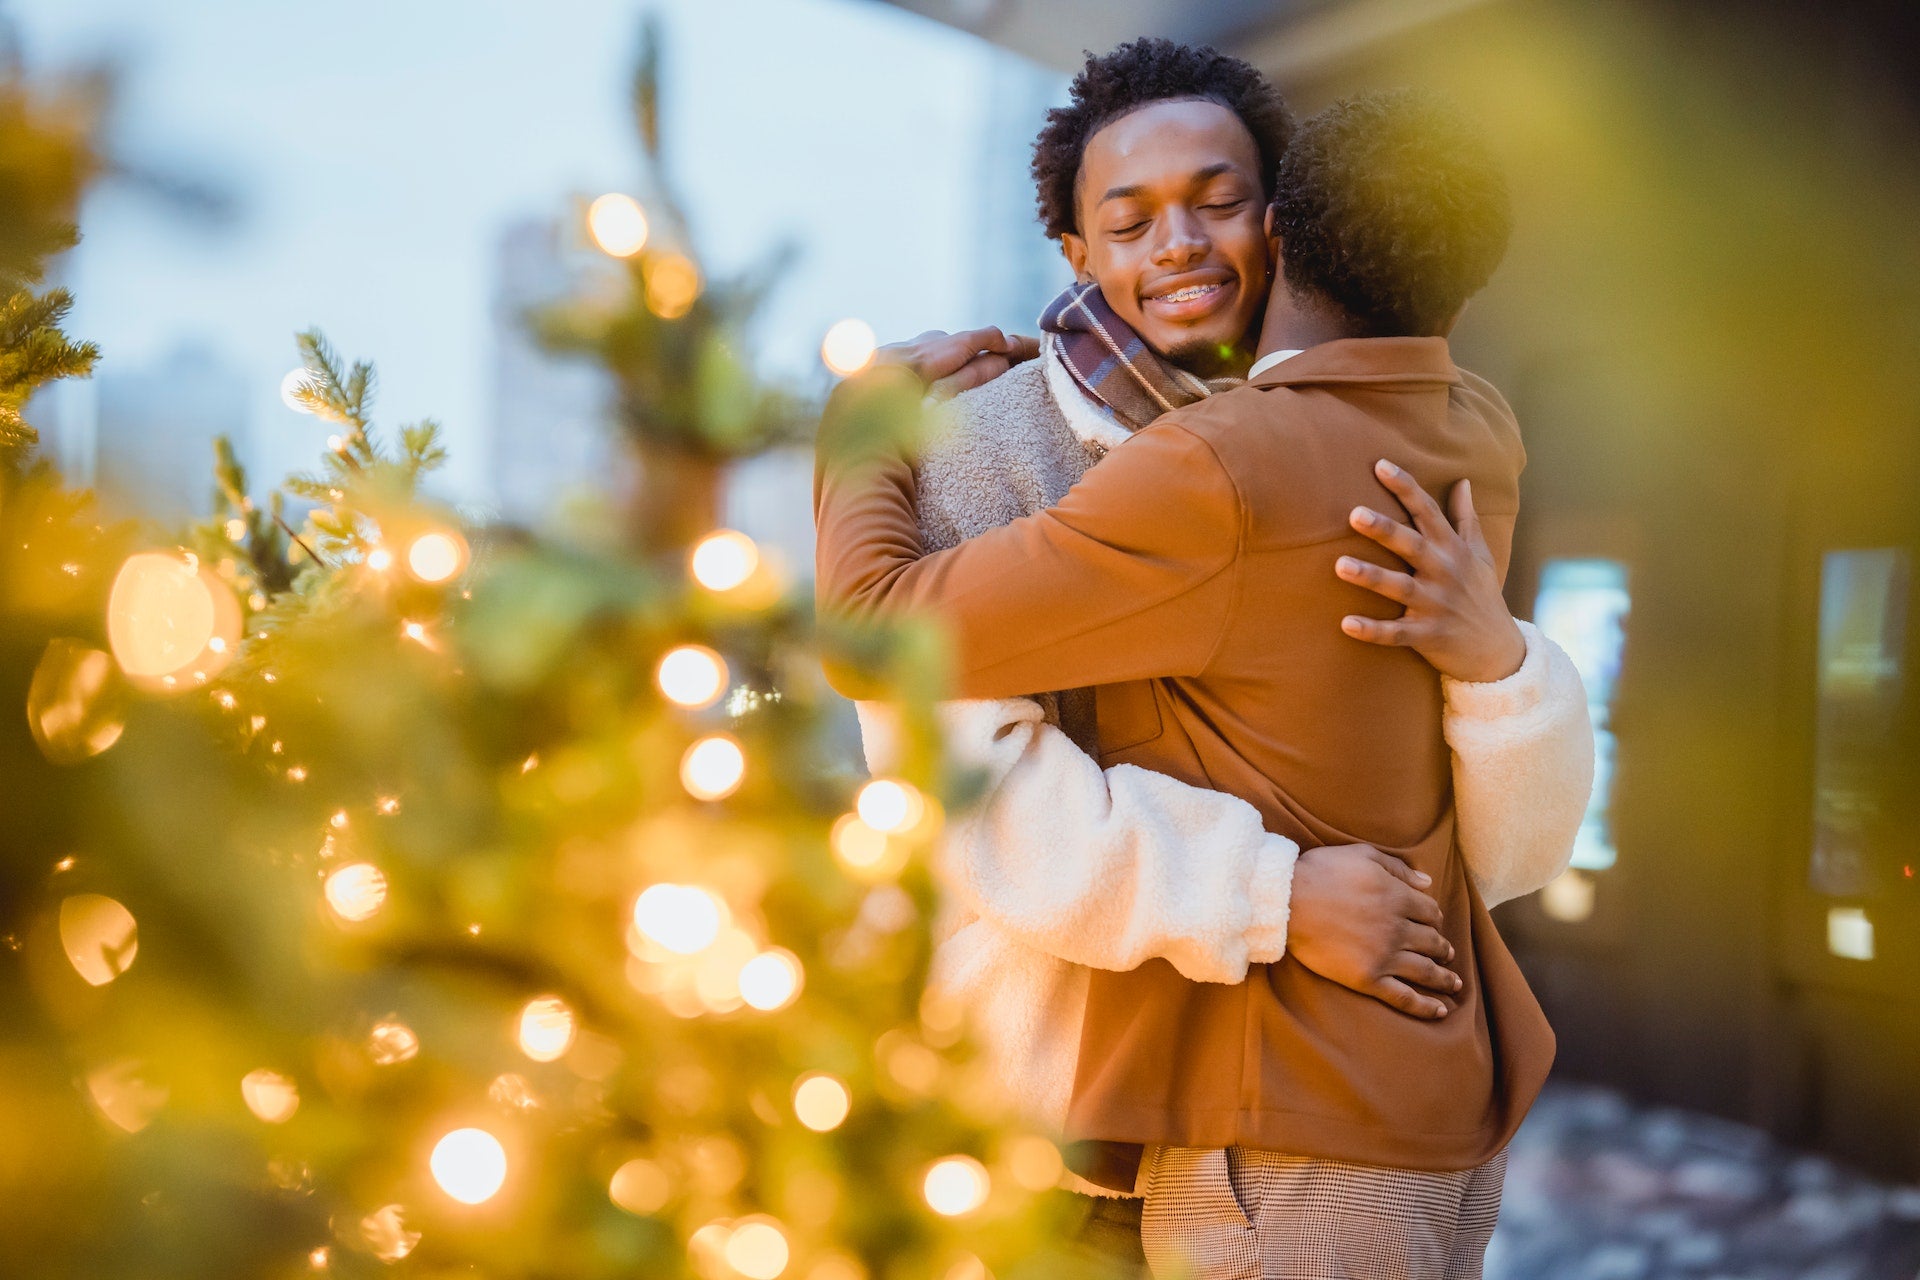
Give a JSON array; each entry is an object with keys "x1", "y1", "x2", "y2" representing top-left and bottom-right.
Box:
[{"x1": 1087, "y1": 246, "x2": 1150, "y2": 322}]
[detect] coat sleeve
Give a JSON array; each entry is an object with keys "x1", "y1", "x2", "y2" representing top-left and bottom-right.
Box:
[
  {"x1": 894, "y1": 697, "x2": 1297, "y2": 986},
  {"x1": 815, "y1": 370, "x2": 1242, "y2": 700},
  {"x1": 1441, "y1": 621, "x2": 1597, "y2": 907}
]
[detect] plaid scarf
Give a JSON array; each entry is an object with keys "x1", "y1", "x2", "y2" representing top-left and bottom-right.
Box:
[{"x1": 1038, "y1": 281, "x2": 1244, "y2": 434}]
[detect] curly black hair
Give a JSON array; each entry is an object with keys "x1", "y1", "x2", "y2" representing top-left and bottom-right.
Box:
[
  {"x1": 1031, "y1": 38, "x2": 1293, "y2": 240},
  {"x1": 1270, "y1": 89, "x2": 1512, "y2": 337}
]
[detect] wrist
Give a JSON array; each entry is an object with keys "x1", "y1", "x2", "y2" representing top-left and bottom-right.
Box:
[
  {"x1": 1446, "y1": 618, "x2": 1527, "y2": 685},
  {"x1": 1244, "y1": 836, "x2": 1298, "y2": 964}
]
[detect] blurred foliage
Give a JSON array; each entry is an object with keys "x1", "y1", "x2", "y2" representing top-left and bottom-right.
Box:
[{"x1": 0, "y1": 35, "x2": 1110, "y2": 1280}]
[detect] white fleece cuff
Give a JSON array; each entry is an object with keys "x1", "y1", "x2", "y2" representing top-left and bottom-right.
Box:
[
  {"x1": 1441, "y1": 619, "x2": 1551, "y2": 721},
  {"x1": 1243, "y1": 835, "x2": 1299, "y2": 964}
]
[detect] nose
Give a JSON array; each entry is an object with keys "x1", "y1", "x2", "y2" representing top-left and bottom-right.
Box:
[{"x1": 1150, "y1": 207, "x2": 1210, "y2": 269}]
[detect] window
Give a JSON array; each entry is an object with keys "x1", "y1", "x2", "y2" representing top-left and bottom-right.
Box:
[
  {"x1": 1533, "y1": 558, "x2": 1631, "y2": 872},
  {"x1": 1810, "y1": 548, "x2": 1910, "y2": 898}
]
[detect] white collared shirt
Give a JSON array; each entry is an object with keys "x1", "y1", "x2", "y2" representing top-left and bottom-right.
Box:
[{"x1": 1247, "y1": 348, "x2": 1306, "y2": 381}]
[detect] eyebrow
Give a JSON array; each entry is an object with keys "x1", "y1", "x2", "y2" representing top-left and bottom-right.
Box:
[{"x1": 1098, "y1": 162, "x2": 1241, "y2": 206}]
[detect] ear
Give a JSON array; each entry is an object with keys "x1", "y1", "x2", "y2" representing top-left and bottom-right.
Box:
[
  {"x1": 1263, "y1": 204, "x2": 1282, "y2": 273},
  {"x1": 1060, "y1": 232, "x2": 1092, "y2": 284}
]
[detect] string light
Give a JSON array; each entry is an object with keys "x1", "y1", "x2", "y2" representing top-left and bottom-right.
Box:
[
  {"x1": 723, "y1": 1217, "x2": 791, "y2": 1280},
  {"x1": 792, "y1": 1073, "x2": 851, "y2": 1132},
  {"x1": 106, "y1": 552, "x2": 240, "y2": 687},
  {"x1": 430, "y1": 1128, "x2": 508, "y2": 1204},
  {"x1": 368, "y1": 1019, "x2": 420, "y2": 1065},
  {"x1": 240, "y1": 1069, "x2": 300, "y2": 1123},
  {"x1": 587, "y1": 193, "x2": 649, "y2": 257},
  {"x1": 27, "y1": 639, "x2": 124, "y2": 765},
  {"x1": 821, "y1": 319, "x2": 878, "y2": 377},
  {"x1": 280, "y1": 368, "x2": 320, "y2": 413},
  {"x1": 59, "y1": 894, "x2": 137, "y2": 986},
  {"x1": 644, "y1": 253, "x2": 701, "y2": 319},
  {"x1": 855, "y1": 779, "x2": 924, "y2": 835},
  {"x1": 657, "y1": 645, "x2": 728, "y2": 709},
  {"x1": 738, "y1": 948, "x2": 803, "y2": 1011},
  {"x1": 366, "y1": 547, "x2": 393, "y2": 572},
  {"x1": 516, "y1": 995, "x2": 576, "y2": 1062},
  {"x1": 406, "y1": 530, "x2": 467, "y2": 584},
  {"x1": 1004, "y1": 1135, "x2": 1065, "y2": 1191},
  {"x1": 358, "y1": 1205, "x2": 420, "y2": 1262},
  {"x1": 689, "y1": 530, "x2": 760, "y2": 592},
  {"x1": 922, "y1": 1156, "x2": 990, "y2": 1217},
  {"x1": 633, "y1": 884, "x2": 725, "y2": 955},
  {"x1": 609, "y1": 1158, "x2": 672, "y2": 1215},
  {"x1": 325, "y1": 862, "x2": 387, "y2": 923},
  {"x1": 86, "y1": 1059, "x2": 167, "y2": 1133},
  {"x1": 830, "y1": 814, "x2": 903, "y2": 880},
  {"x1": 680, "y1": 734, "x2": 745, "y2": 801}
]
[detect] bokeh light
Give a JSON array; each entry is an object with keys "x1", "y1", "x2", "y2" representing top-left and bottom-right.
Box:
[
  {"x1": 241, "y1": 1068, "x2": 300, "y2": 1123},
  {"x1": 59, "y1": 893, "x2": 138, "y2": 986},
  {"x1": 829, "y1": 813, "x2": 902, "y2": 880},
  {"x1": 922, "y1": 1156, "x2": 990, "y2": 1217},
  {"x1": 106, "y1": 552, "x2": 240, "y2": 687},
  {"x1": 325, "y1": 862, "x2": 388, "y2": 923},
  {"x1": 644, "y1": 252, "x2": 701, "y2": 319},
  {"x1": 430, "y1": 1127, "x2": 508, "y2": 1204},
  {"x1": 1004, "y1": 1135, "x2": 1064, "y2": 1191},
  {"x1": 680, "y1": 734, "x2": 745, "y2": 801},
  {"x1": 368, "y1": 1019, "x2": 420, "y2": 1065},
  {"x1": 516, "y1": 995, "x2": 576, "y2": 1062},
  {"x1": 738, "y1": 948, "x2": 803, "y2": 1011},
  {"x1": 406, "y1": 530, "x2": 467, "y2": 583},
  {"x1": 821, "y1": 318, "x2": 878, "y2": 377},
  {"x1": 608, "y1": 1157, "x2": 672, "y2": 1215},
  {"x1": 359, "y1": 1205, "x2": 420, "y2": 1262},
  {"x1": 792, "y1": 1073, "x2": 851, "y2": 1132},
  {"x1": 657, "y1": 645, "x2": 728, "y2": 709},
  {"x1": 633, "y1": 884, "x2": 725, "y2": 955},
  {"x1": 855, "y1": 779, "x2": 924, "y2": 835},
  {"x1": 724, "y1": 1216, "x2": 791, "y2": 1280},
  {"x1": 26, "y1": 639, "x2": 125, "y2": 765},
  {"x1": 587, "y1": 192, "x2": 649, "y2": 257},
  {"x1": 690, "y1": 529, "x2": 760, "y2": 592},
  {"x1": 279, "y1": 368, "x2": 320, "y2": 413},
  {"x1": 86, "y1": 1060, "x2": 167, "y2": 1133},
  {"x1": 365, "y1": 546, "x2": 394, "y2": 572}
]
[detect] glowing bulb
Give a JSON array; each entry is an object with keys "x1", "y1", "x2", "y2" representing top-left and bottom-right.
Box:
[
  {"x1": 406, "y1": 531, "x2": 467, "y2": 583},
  {"x1": 325, "y1": 862, "x2": 388, "y2": 923},
  {"x1": 821, "y1": 319, "x2": 878, "y2": 377},
  {"x1": 430, "y1": 1127, "x2": 507, "y2": 1204},
  {"x1": 792, "y1": 1073, "x2": 851, "y2": 1132},
  {"x1": 402, "y1": 621, "x2": 428, "y2": 644},
  {"x1": 632, "y1": 884, "x2": 725, "y2": 955},
  {"x1": 1005, "y1": 1135, "x2": 1065, "y2": 1191},
  {"x1": 59, "y1": 893, "x2": 137, "y2": 986},
  {"x1": 87, "y1": 1059, "x2": 167, "y2": 1133},
  {"x1": 724, "y1": 1217, "x2": 791, "y2": 1280},
  {"x1": 241, "y1": 1068, "x2": 300, "y2": 1123},
  {"x1": 588, "y1": 193, "x2": 649, "y2": 257},
  {"x1": 280, "y1": 368, "x2": 320, "y2": 413},
  {"x1": 657, "y1": 645, "x2": 728, "y2": 709},
  {"x1": 856, "y1": 779, "x2": 924, "y2": 835},
  {"x1": 368, "y1": 1019, "x2": 419, "y2": 1065},
  {"x1": 28, "y1": 639, "x2": 124, "y2": 766},
  {"x1": 107, "y1": 552, "x2": 238, "y2": 685},
  {"x1": 365, "y1": 547, "x2": 393, "y2": 572},
  {"x1": 922, "y1": 1156, "x2": 990, "y2": 1217},
  {"x1": 609, "y1": 1157, "x2": 672, "y2": 1215},
  {"x1": 517, "y1": 995, "x2": 576, "y2": 1062},
  {"x1": 644, "y1": 253, "x2": 701, "y2": 319},
  {"x1": 738, "y1": 948, "x2": 803, "y2": 1011},
  {"x1": 689, "y1": 529, "x2": 760, "y2": 592},
  {"x1": 681, "y1": 734, "x2": 745, "y2": 801},
  {"x1": 224, "y1": 517, "x2": 247, "y2": 540},
  {"x1": 359, "y1": 1205, "x2": 420, "y2": 1261}
]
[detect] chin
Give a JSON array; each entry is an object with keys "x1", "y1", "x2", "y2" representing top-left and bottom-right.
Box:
[{"x1": 1155, "y1": 329, "x2": 1245, "y2": 376}]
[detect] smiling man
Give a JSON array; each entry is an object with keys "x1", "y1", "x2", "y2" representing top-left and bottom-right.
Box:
[{"x1": 823, "y1": 41, "x2": 1594, "y2": 1276}]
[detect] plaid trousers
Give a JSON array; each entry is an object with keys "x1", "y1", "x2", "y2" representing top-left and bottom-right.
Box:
[{"x1": 1138, "y1": 1145, "x2": 1508, "y2": 1280}]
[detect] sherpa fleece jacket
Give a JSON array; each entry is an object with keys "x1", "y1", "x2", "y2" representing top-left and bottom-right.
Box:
[{"x1": 852, "y1": 339, "x2": 1593, "y2": 1144}]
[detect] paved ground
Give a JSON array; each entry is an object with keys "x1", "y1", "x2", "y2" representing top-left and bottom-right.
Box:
[{"x1": 1491, "y1": 1084, "x2": 1920, "y2": 1280}]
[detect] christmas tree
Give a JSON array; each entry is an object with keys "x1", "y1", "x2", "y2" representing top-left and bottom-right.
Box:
[{"x1": 0, "y1": 32, "x2": 1114, "y2": 1280}]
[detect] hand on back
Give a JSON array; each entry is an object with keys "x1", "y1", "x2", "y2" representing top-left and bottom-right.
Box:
[{"x1": 1286, "y1": 842, "x2": 1460, "y2": 1020}]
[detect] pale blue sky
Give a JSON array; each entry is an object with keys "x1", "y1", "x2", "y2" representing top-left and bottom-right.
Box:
[{"x1": 15, "y1": 0, "x2": 1058, "y2": 500}]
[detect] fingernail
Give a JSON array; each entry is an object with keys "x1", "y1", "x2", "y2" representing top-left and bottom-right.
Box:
[
  {"x1": 1377, "y1": 459, "x2": 1397, "y2": 476},
  {"x1": 1337, "y1": 556, "x2": 1359, "y2": 574},
  {"x1": 1446, "y1": 944, "x2": 1456, "y2": 960},
  {"x1": 1451, "y1": 974, "x2": 1464, "y2": 991},
  {"x1": 1351, "y1": 507, "x2": 1374, "y2": 526},
  {"x1": 1413, "y1": 871, "x2": 1432, "y2": 887}
]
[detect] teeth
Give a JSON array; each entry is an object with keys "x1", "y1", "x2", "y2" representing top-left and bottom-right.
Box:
[{"x1": 1156, "y1": 283, "x2": 1220, "y2": 303}]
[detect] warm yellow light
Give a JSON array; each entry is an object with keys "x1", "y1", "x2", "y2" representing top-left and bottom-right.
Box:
[
  {"x1": 632, "y1": 883, "x2": 725, "y2": 955},
  {"x1": 692, "y1": 927, "x2": 758, "y2": 1012},
  {"x1": 517, "y1": 995, "x2": 576, "y2": 1062},
  {"x1": 724, "y1": 1216, "x2": 791, "y2": 1280},
  {"x1": 368, "y1": 1019, "x2": 420, "y2": 1065},
  {"x1": 588, "y1": 193, "x2": 650, "y2": 257},
  {"x1": 325, "y1": 862, "x2": 388, "y2": 923},
  {"x1": 922, "y1": 1156, "x2": 990, "y2": 1217},
  {"x1": 406, "y1": 531, "x2": 467, "y2": 584},
  {"x1": 308, "y1": 1246, "x2": 330, "y2": 1268},
  {"x1": 806, "y1": 1255, "x2": 868, "y2": 1280},
  {"x1": 430, "y1": 1127, "x2": 508, "y2": 1204},
  {"x1": 855, "y1": 779, "x2": 924, "y2": 835},
  {"x1": 608, "y1": 1157, "x2": 672, "y2": 1215},
  {"x1": 224, "y1": 517, "x2": 248, "y2": 541},
  {"x1": 738, "y1": 948, "x2": 803, "y2": 1012},
  {"x1": 365, "y1": 546, "x2": 393, "y2": 572},
  {"x1": 107, "y1": 552, "x2": 239, "y2": 686},
  {"x1": 241, "y1": 1068, "x2": 300, "y2": 1123},
  {"x1": 280, "y1": 368, "x2": 320, "y2": 413},
  {"x1": 943, "y1": 1257, "x2": 990, "y2": 1280},
  {"x1": 28, "y1": 639, "x2": 124, "y2": 765},
  {"x1": 1005, "y1": 1135, "x2": 1065, "y2": 1191},
  {"x1": 657, "y1": 645, "x2": 728, "y2": 709},
  {"x1": 59, "y1": 893, "x2": 138, "y2": 986},
  {"x1": 330, "y1": 810, "x2": 350, "y2": 830},
  {"x1": 1540, "y1": 869, "x2": 1596, "y2": 923},
  {"x1": 830, "y1": 814, "x2": 903, "y2": 880},
  {"x1": 1829, "y1": 906, "x2": 1875, "y2": 961},
  {"x1": 690, "y1": 529, "x2": 761, "y2": 592},
  {"x1": 87, "y1": 1059, "x2": 167, "y2": 1133},
  {"x1": 359, "y1": 1204, "x2": 420, "y2": 1262},
  {"x1": 681, "y1": 734, "x2": 745, "y2": 801},
  {"x1": 402, "y1": 621, "x2": 429, "y2": 644},
  {"x1": 792, "y1": 1073, "x2": 851, "y2": 1132},
  {"x1": 689, "y1": 1222, "x2": 734, "y2": 1274},
  {"x1": 821, "y1": 319, "x2": 878, "y2": 377},
  {"x1": 644, "y1": 253, "x2": 702, "y2": 319}
]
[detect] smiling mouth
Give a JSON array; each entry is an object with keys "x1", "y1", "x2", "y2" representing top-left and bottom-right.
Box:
[{"x1": 1151, "y1": 282, "x2": 1225, "y2": 305}]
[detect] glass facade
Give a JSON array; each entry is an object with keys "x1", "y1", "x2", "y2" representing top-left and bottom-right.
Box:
[{"x1": 1534, "y1": 558, "x2": 1632, "y2": 872}]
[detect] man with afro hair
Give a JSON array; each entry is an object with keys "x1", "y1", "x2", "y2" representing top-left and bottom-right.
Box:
[{"x1": 818, "y1": 60, "x2": 1591, "y2": 1278}]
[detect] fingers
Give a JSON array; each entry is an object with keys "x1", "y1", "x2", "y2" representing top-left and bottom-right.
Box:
[
  {"x1": 1348, "y1": 506, "x2": 1427, "y2": 565},
  {"x1": 1448, "y1": 479, "x2": 1488, "y2": 551},
  {"x1": 928, "y1": 353, "x2": 1011, "y2": 401},
  {"x1": 1368, "y1": 976, "x2": 1448, "y2": 1021},
  {"x1": 950, "y1": 326, "x2": 1011, "y2": 355},
  {"x1": 1335, "y1": 555, "x2": 1418, "y2": 605},
  {"x1": 1362, "y1": 846, "x2": 1432, "y2": 890},
  {"x1": 1391, "y1": 885, "x2": 1446, "y2": 931},
  {"x1": 1384, "y1": 950, "x2": 1463, "y2": 996},
  {"x1": 1373, "y1": 459, "x2": 1454, "y2": 542},
  {"x1": 1397, "y1": 916, "x2": 1452, "y2": 956},
  {"x1": 1340, "y1": 613, "x2": 1415, "y2": 648},
  {"x1": 1005, "y1": 333, "x2": 1041, "y2": 364}
]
